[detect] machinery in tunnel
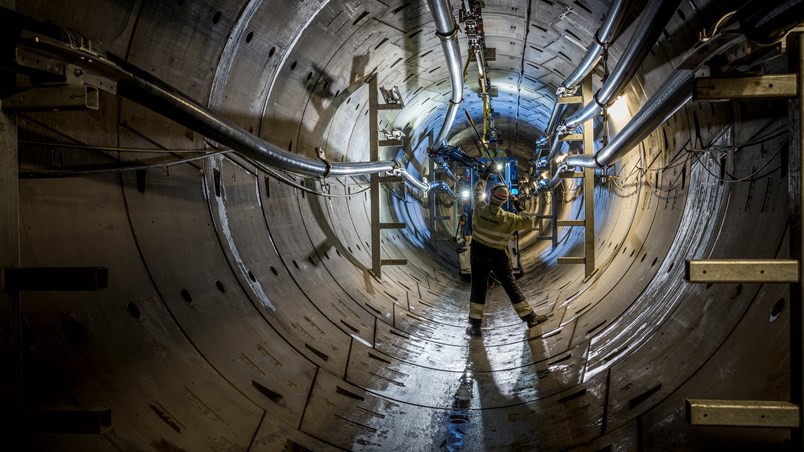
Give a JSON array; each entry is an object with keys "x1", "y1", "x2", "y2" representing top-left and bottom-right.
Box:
[{"x1": 1, "y1": 0, "x2": 804, "y2": 451}]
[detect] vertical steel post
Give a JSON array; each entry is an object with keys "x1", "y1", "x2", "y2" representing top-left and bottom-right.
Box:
[
  {"x1": 429, "y1": 157, "x2": 436, "y2": 245},
  {"x1": 369, "y1": 77, "x2": 381, "y2": 278},
  {"x1": 550, "y1": 163, "x2": 558, "y2": 249},
  {"x1": 0, "y1": 0, "x2": 20, "y2": 419},
  {"x1": 789, "y1": 32, "x2": 804, "y2": 451},
  {"x1": 582, "y1": 76, "x2": 596, "y2": 277}
]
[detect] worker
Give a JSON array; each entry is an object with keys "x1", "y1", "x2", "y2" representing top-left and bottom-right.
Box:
[{"x1": 467, "y1": 165, "x2": 548, "y2": 337}]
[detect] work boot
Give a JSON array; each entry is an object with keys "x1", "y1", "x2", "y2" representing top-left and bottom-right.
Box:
[
  {"x1": 525, "y1": 313, "x2": 549, "y2": 328},
  {"x1": 466, "y1": 322, "x2": 482, "y2": 337}
]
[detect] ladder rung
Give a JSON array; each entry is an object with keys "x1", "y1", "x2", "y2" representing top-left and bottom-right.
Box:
[
  {"x1": 536, "y1": 236, "x2": 554, "y2": 240},
  {"x1": 560, "y1": 171, "x2": 585, "y2": 179},
  {"x1": 536, "y1": 215, "x2": 552, "y2": 219},
  {"x1": 559, "y1": 134, "x2": 584, "y2": 142},
  {"x1": 686, "y1": 399, "x2": 800, "y2": 428},
  {"x1": 379, "y1": 176, "x2": 404, "y2": 183},
  {"x1": 381, "y1": 259, "x2": 408, "y2": 266},
  {"x1": 379, "y1": 222, "x2": 406, "y2": 229},
  {"x1": 379, "y1": 139, "x2": 403, "y2": 147},
  {"x1": 378, "y1": 104, "x2": 404, "y2": 111},
  {"x1": 434, "y1": 216, "x2": 451, "y2": 220},
  {"x1": 685, "y1": 259, "x2": 799, "y2": 283},
  {"x1": 694, "y1": 74, "x2": 797, "y2": 101},
  {"x1": 557, "y1": 219, "x2": 585, "y2": 227},
  {"x1": 557, "y1": 257, "x2": 586, "y2": 265},
  {"x1": 557, "y1": 95, "x2": 583, "y2": 104}
]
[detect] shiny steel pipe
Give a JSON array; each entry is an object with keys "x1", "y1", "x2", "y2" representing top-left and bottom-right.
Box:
[
  {"x1": 394, "y1": 168, "x2": 455, "y2": 199},
  {"x1": 562, "y1": 0, "x2": 682, "y2": 130},
  {"x1": 547, "y1": 132, "x2": 564, "y2": 162},
  {"x1": 543, "y1": 0, "x2": 629, "y2": 138},
  {"x1": 536, "y1": 170, "x2": 565, "y2": 193},
  {"x1": 564, "y1": 32, "x2": 745, "y2": 169},
  {"x1": 6, "y1": 5, "x2": 402, "y2": 180},
  {"x1": 565, "y1": 69, "x2": 694, "y2": 169},
  {"x1": 544, "y1": 102, "x2": 565, "y2": 142},
  {"x1": 429, "y1": 180, "x2": 456, "y2": 198},
  {"x1": 117, "y1": 76, "x2": 397, "y2": 177},
  {"x1": 428, "y1": 0, "x2": 463, "y2": 146}
]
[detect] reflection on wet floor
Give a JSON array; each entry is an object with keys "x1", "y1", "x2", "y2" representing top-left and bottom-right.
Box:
[{"x1": 443, "y1": 366, "x2": 473, "y2": 451}]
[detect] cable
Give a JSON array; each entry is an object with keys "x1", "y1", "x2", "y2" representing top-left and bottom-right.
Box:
[
  {"x1": 243, "y1": 155, "x2": 371, "y2": 199},
  {"x1": 20, "y1": 140, "x2": 214, "y2": 154},
  {"x1": 691, "y1": 140, "x2": 786, "y2": 183},
  {"x1": 19, "y1": 150, "x2": 228, "y2": 178}
]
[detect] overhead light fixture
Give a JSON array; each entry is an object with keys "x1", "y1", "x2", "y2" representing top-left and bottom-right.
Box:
[{"x1": 462, "y1": 190, "x2": 470, "y2": 199}]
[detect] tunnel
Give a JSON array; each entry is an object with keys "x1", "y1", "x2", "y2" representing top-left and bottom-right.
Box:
[{"x1": 1, "y1": 0, "x2": 803, "y2": 450}]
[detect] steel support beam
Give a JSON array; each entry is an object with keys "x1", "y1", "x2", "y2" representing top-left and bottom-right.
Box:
[
  {"x1": 369, "y1": 77, "x2": 382, "y2": 277},
  {"x1": 559, "y1": 133, "x2": 584, "y2": 142},
  {"x1": 694, "y1": 74, "x2": 797, "y2": 101},
  {"x1": 790, "y1": 32, "x2": 804, "y2": 450},
  {"x1": 379, "y1": 222, "x2": 406, "y2": 230},
  {"x1": 550, "y1": 187, "x2": 558, "y2": 249},
  {"x1": 1, "y1": 85, "x2": 99, "y2": 112},
  {"x1": 686, "y1": 399, "x2": 800, "y2": 428},
  {"x1": 582, "y1": 75, "x2": 596, "y2": 277},
  {"x1": 557, "y1": 95, "x2": 582, "y2": 104},
  {"x1": 0, "y1": 4, "x2": 20, "y2": 446},
  {"x1": 684, "y1": 259, "x2": 799, "y2": 283},
  {"x1": 558, "y1": 257, "x2": 586, "y2": 265},
  {"x1": 0, "y1": 109, "x2": 19, "y2": 404},
  {"x1": 369, "y1": 77, "x2": 408, "y2": 277}
]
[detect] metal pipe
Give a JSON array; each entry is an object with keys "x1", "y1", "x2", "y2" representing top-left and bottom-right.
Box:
[
  {"x1": 428, "y1": 0, "x2": 463, "y2": 146},
  {"x1": 437, "y1": 163, "x2": 457, "y2": 182},
  {"x1": 562, "y1": 0, "x2": 682, "y2": 131},
  {"x1": 547, "y1": 133, "x2": 564, "y2": 162},
  {"x1": 542, "y1": 0, "x2": 629, "y2": 138},
  {"x1": 117, "y1": 76, "x2": 397, "y2": 177},
  {"x1": 430, "y1": 180, "x2": 456, "y2": 198},
  {"x1": 544, "y1": 102, "x2": 566, "y2": 142},
  {"x1": 4, "y1": 7, "x2": 403, "y2": 181},
  {"x1": 564, "y1": 33, "x2": 746, "y2": 169},
  {"x1": 392, "y1": 167, "x2": 454, "y2": 199},
  {"x1": 564, "y1": 69, "x2": 694, "y2": 169},
  {"x1": 536, "y1": 170, "x2": 564, "y2": 193}
]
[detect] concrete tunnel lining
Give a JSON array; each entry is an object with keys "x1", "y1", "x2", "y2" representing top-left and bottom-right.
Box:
[{"x1": 4, "y1": 0, "x2": 797, "y2": 450}]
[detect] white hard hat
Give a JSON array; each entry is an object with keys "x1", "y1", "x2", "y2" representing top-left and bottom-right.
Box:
[{"x1": 489, "y1": 184, "x2": 509, "y2": 206}]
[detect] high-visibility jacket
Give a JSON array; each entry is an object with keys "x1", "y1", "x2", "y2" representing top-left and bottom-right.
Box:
[{"x1": 471, "y1": 179, "x2": 533, "y2": 250}]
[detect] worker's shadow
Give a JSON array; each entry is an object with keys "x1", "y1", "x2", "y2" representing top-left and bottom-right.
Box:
[{"x1": 454, "y1": 331, "x2": 548, "y2": 450}]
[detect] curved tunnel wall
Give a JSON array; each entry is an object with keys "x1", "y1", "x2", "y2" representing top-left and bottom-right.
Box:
[{"x1": 9, "y1": 0, "x2": 794, "y2": 450}]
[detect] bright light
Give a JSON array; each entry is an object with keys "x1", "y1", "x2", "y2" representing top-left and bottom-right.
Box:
[
  {"x1": 462, "y1": 190, "x2": 470, "y2": 199},
  {"x1": 607, "y1": 95, "x2": 631, "y2": 128},
  {"x1": 481, "y1": 192, "x2": 486, "y2": 200},
  {"x1": 496, "y1": 163, "x2": 503, "y2": 171}
]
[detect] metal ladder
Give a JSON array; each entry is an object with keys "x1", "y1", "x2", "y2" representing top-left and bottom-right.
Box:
[
  {"x1": 368, "y1": 75, "x2": 407, "y2": 279},
  {"x1": 550, "y1": 75, "x2": 596, "y2": 278},
  {"x1": 684, "y1": 32, "x2": 804, "y2": 449}
]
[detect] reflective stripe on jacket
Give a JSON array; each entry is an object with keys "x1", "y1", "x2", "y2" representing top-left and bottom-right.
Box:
[{"x1": 471, "y1": 179, "x2": 533, "y2": 250}]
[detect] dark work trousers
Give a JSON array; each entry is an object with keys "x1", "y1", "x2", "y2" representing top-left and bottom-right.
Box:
[{"x1": 470, "y1": 240, "x2": 525, "y2": 307}]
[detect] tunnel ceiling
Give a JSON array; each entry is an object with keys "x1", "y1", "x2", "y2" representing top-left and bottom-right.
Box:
[{"x1": 5, "y1": 0, "x2": 799, "y2": 451}]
